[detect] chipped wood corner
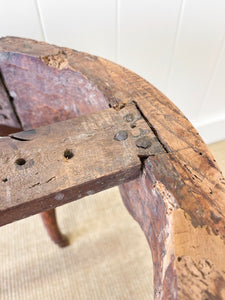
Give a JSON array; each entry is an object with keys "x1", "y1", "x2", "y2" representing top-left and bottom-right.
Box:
[
  {"x1": 1, "y1": 36, "x2": 225, "y2": 299},
  {"x1": 39, "y1": 51, "x2": 71, "y2": 70}
]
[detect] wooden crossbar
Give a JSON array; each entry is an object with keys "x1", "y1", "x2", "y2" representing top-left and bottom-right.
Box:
[{"x1": 0, "y1": 103, "x2": 164, "y2": 226}]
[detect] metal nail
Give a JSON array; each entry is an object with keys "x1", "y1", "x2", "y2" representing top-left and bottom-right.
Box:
[
  {"x1": 114, "y1": 130, "x2": 128, "y2": 141},
  {"x1": 124, "y1": 113, "x2": 134, "y2": 122},
  {"x1": 136, "y1": 136, "x2": 151, "y2": 149}
]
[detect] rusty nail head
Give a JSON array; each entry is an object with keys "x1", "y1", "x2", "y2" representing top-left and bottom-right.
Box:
[
  {"x1": 114, "y1": 130, "x2": 128, "y2": 141},
  {"x1": 124, "y1": 113, "x2": 134, "y2": 122},
  {"x1": 136, "y1": 136, "x2": 151, "y2": 149}
]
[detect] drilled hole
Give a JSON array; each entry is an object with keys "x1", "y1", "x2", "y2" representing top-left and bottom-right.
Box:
[
  {"x1": 2, "y1": 178, "x2": 8, "y2": 182},
  {"x1": 15, "y1": 158, "x2": 26, "y2": 166},
  {"x1": 177, "y1": 257, "x2": 182, "y2": 262},
  {"x1": 64, "y1": 149, "x2": 74, "y2": 159},
  {"x1": 199, "y1": 152, "x2": 203, "y2": 156}
]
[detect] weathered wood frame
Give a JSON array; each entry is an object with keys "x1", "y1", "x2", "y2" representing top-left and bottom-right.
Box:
[{"x1": 0, "y1": 37, "x2": 225, "y2": 299}]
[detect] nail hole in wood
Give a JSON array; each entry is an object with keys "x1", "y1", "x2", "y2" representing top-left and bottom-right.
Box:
[
  {"x1": 15, "y1": 158, "x2": 26, "y2": 166},
  {"x1": 199, "y1": 152, "x2": 203, "y2": 156},
  {"x1": 177, "y1": 257, "x2": 182, "y2": 262},
  {"x1": 64, "y1": 149, "x2": 74, "y2": 159}
]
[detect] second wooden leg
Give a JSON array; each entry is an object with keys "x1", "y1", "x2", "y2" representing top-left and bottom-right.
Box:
[{"x1": 41, "y1": 209, "x2": 69, "y2": 248}]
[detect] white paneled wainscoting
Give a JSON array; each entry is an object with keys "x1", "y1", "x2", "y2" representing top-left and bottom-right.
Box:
[{"x1": 1, "y1": 0, "x2": 225, "y2": 144}]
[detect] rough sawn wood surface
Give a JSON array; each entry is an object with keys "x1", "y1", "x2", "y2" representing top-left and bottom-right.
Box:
[{"x1": 0, "y1": 37, "x2": 225, "y2": 299}]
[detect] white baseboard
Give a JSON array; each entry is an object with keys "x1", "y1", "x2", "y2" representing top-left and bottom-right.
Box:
[{"x1": 195, "y1": 117, "x2": 225, "y2": 145}]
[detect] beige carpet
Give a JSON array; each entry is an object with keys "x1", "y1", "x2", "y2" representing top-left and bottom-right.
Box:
[
  {"x1": 0, "y1": 188, "x2": 153, "y2": 300},
  {"x1": 0, "y1": 141, "x2": 224, "y2": 300}
]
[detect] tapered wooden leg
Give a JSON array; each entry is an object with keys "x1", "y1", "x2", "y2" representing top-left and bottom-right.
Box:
[{"x1": 41, "y1": 209, "x2": 69, "y2": 247}]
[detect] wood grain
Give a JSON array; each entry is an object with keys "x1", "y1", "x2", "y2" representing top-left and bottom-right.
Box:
[{"x1": 0, "y1": 36, "x2": 225, "y2": 299}]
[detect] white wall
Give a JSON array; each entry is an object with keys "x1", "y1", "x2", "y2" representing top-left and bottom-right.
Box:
[{"x1": 1, "y1": 0, "x2": 225, "y2": 144}]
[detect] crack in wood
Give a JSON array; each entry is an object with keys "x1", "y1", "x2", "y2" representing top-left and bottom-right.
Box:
[
  {"x1": 9, "y1": 135, "x2": 30, "y2": 142},
  {"x1": 132, "y1": 100, "x2": 170, "y2": 154}
]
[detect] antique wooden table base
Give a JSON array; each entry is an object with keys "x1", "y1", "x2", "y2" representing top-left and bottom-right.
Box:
[{"x1": 1, "y1": 37, "x2": 225, "y2": 299}]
